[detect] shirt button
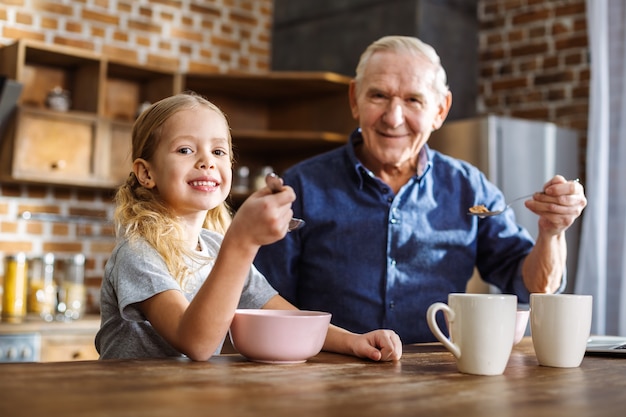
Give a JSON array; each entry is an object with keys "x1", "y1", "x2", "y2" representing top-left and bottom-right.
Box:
[
  {"x1": 390, "y1": 259, "x2": 396, "y2": 267},
  {"x1": 387, "y1": 197, "x2": 393, "y2": 203},
  {"x1": 389, "y1": 301, "x2": 395, "y2": 309}
]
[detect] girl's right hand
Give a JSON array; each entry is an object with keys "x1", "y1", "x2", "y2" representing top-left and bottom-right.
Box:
[{"x1": 229, "y1": 185, "x2": 296, "y2": 247}]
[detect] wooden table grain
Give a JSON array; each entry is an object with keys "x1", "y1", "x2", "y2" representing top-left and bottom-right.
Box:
[{"x1": 0, "y1": 338, "x2": 624, "y2": 417}]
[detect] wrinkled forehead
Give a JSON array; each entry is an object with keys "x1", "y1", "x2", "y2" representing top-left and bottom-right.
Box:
[{"x1": 358, "y1": 51, "x2": 441, "y2": 96}]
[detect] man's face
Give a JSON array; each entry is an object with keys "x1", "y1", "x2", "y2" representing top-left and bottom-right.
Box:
[{"x1": 349, "y1": 50, "x2": 450, "y2": 171}]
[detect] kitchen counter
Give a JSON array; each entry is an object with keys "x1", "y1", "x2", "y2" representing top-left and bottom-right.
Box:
[
  {"x1": 0, "y1": 338, "x2": 624, "y2": 416},
  {"x1": 0, "y1": 314, "x2": 100, "y2": 334},
  {"x1": 0, "y1": 315, "x2": 100, "y2": 362}
]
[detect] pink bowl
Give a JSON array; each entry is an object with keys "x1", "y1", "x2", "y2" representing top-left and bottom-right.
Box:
[
  {"x1": 515, "y1": 309, "x2": 530, "y2": 345},
  {"x1": 229, "y1": 309, "x2": 331, "y2": 364}
]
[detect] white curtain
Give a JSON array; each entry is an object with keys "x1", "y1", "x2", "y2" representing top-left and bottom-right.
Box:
[{"x1": 576, "y1": 0, "x2": 626, "y2": 336}]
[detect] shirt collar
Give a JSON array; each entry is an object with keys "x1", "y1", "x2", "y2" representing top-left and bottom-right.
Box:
[{"x1": 346, "y1": 129, "x2": 433, "y2": 186}]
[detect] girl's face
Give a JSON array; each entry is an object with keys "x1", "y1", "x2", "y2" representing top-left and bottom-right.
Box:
[{"x1": 140, "y1": 106, "x2": 232, "y2": 219}]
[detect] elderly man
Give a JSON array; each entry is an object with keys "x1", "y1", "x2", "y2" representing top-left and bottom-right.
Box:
[{"x1": 254, "y1": 35, "x2": 587, "y2": 344}]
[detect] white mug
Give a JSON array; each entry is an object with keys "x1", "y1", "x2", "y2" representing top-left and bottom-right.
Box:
[
  {"x1": 427, "y1": 293, "x2": 517, "y2": 376},
  {"x1": 530, "y1": 293, "x2": 592, "y2": 368}
]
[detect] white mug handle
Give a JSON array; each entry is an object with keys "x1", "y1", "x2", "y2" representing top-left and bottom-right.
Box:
[{"x1": 426, "y1": 302, "x2": 460, "y2": 359}]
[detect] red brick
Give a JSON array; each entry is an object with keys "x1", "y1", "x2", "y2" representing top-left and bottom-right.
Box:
[
  {"x1": 42, "y1": 242, "x2": 84, "y2": 253},
  {"x1": 116, "y1": 1, "x2": 132, "y2": 13},
  {"x1": 171, "y1": 28, "x2": 203, "y2": 42},
  {"x1": 511, "y1": 109, "x2": 550, "y2": 120},
  {"x1": 18, "y1": 204, "x2": 61, "y2": 215},
  {"x1": 555, "y1": 34, "x2": 588, "y2": 50},
  {"x1": 555, "y1": 3, "x2": 586, "y2": 17},
  {"x1": 26, "y1": 222, "x2": 44, "y2": 235},
  {"x1": 511, "y1": 43, "x2": 549, "y2": 57},
  {"x1": 3, "y1": 27, "x2": 46, "y2": 42},
  {"x1": 212, "y1": 36, "x2": 239, "y2": 50},
  {"x1": 127, "y1": 19, "x2": 161, "y2": 33},
  {"x1": 15, "y1": 11, "x2": 33, "y2": 25},
  {"x1": 34, "y1": 1, "x2": 73, "y2": 15},
  {"x1": 113, "y1": 31, "x2": 128, "y2": 42},
  {"x1": 512, "y1": 9, "x2": 551, "y2": 25},
  {"x1": 140, "y1": 6, "x2": 153, "y2": 19},
  {"x1": 0, "y1": 241, "x2": 33, "y2": 253},
  {"x1": 52, "y1": 223, "x2": 70, "y2": 236},
  {"x1": 535, "y1": 70, "x2": 576, "y2": 86},
  {"x1": 53, "y1": 36, "x2": 96, "y2": 51},
  {"x1": 188, "y1": 61, "x2": 220, "y2": 73},
  {"x1": 491, "y1": 77, "x2": 529, "y2": 91},
  {"x1": 52, "y1": 188, "x2": 72, "y2": 200},
  {"x1": 190, "y1": 3, "x2": 221, "y2": 18},
  {"x1": 91, "y1": 27, "x2": 106, "y2": 38},
  {"x1": 1, "y1": 221, "x2": 18, "y2": 233},
  {"x1": 25, "y1": 185, "x2": 47, "y2": 198},
  {"x1": 82, "y1": 9, "x2": 119, "y2": 25},
  {"x1": 230, "y1": 10, "x2": 257, "y2": 26}
]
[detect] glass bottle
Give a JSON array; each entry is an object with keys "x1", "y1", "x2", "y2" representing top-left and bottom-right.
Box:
[
  {"x1": 2, "y1": 253, "x2": 28, "y2": 323},
  {"x1": 56, "y1": 254, "x2": 86, "y2": 321},
  {"x1": 27, "y1": 253, "x2": 57, "y2": 322}
]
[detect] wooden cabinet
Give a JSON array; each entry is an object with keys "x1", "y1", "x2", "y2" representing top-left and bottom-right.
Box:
[
  {"x1": 184, "y1": 72, "x2": 355, "y2": 201},
  {"x1": 0, "y1": 40, "x2": 355, "y2": 190},
  {"x1": 0, "y1": 315, "x2": 100, "y2": 362},
  {"x1": 0, "y1": 39, "x2": 181, "y2": 188},
  {"x1": 184, "y1": 72, "x2": 354, "y2": 170}
]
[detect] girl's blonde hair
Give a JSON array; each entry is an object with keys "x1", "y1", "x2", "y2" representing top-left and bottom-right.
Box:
[{"x1": 114, "y1": 92, "x2": 233, "y2": 288}]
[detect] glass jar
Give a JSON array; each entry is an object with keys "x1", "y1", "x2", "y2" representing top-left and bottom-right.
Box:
[
  {"x1": 2, "y1": 253, "x2": 28, "y2": 323},
  {"x1": 56, "y1": 254, "x2": 86, "y2": 321},
  {"x1": 253, "y1": 166, "x2": 275, "y2": 191},
  {"x1": 27, "y1": 253, "x2": 57, "y2": 322}
]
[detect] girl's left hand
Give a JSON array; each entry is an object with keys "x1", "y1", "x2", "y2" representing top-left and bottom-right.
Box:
[{"x1": 348, "y1": 329, "x2": 403, "y2": 361}]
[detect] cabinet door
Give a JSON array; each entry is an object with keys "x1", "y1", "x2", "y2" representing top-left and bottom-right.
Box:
[
  {"x1": 108, "y1": 121, "x2": 133, "y2": 184},
  {"x1": 11, "y1": 108, "x2": 97, "y2": 185},
  {"x1": 39, "y1": 334, "x2": 100, "y2": 362}
]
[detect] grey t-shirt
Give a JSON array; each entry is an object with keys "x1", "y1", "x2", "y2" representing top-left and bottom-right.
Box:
[{"x1": 95, "y1": 229, "x2": 278, "y2": 359}]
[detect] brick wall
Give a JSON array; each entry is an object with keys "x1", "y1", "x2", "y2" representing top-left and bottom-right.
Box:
[
  {"x1": 478, "y1": 0, "x2": 589, "y2": 134},
  {"x1": 0, "y1": 0, "x2": 591, "y2": 311},
  {"x1": 0, "y1": 0, "x2": 273, "y2": 309},
  {"x1": 0, "y1": 0, "x2": 272, "y2": 72}
]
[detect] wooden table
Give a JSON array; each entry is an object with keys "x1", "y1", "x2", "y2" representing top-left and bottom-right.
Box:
[{"x1": 0, "y1": 338, "x2": 624, "y2": 417}]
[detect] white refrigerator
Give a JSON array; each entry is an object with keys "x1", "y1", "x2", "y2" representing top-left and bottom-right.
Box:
[{"x1": 428, "y1": 115, "x2": 581, "y2": 293}]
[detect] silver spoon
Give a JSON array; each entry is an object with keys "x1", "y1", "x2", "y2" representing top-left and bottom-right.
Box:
[
  {"x1": 467, "y1": 193, "x2": 536, "y2": 218},
  {"x1": 468, "y1": 178, "x2": 580, "y2": 218},
  {"x1": 265, "y1": 173, "x2": 305, "y2": 231}
]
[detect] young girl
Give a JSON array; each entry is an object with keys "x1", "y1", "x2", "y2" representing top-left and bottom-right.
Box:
[{"x1": 95, "y1": 92, "x2": 402, "y2": 362}]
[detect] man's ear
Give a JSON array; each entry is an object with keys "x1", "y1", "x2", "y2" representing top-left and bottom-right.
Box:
[
  {"x1": 133, "y1": 159, "x2": 155, "y2": 189},
  {"x1": 432, "y1": 91, "x2": 452, "y2": 131},
  {"x1": 348, "y1": 80, "x2": 360, "y2": 120}
]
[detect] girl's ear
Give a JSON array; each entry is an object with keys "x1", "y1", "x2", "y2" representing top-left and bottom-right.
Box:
[{"x1": 133, "y1": 159, "x2": 155, "y2": 189}]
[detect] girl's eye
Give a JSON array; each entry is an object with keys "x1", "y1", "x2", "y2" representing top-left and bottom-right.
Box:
[
  {"x1": 213, "y1": 149, "x2": 228, "y2": 157},
  {"x1": 177, "y1": 147, "x2": 193, "y2": 155}
]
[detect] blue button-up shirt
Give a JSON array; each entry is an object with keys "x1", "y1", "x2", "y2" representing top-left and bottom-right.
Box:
[{"x1": 254, "y1": 129, "x2": 538, "y2": 343}]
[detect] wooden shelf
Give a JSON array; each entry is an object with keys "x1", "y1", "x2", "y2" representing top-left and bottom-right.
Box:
[
  {"x1": 0, "y1": 39, "x2": 180, "y2": 188},
  {"x1": 0, "y1": 40, "x2": 355, "y2": 190}
]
